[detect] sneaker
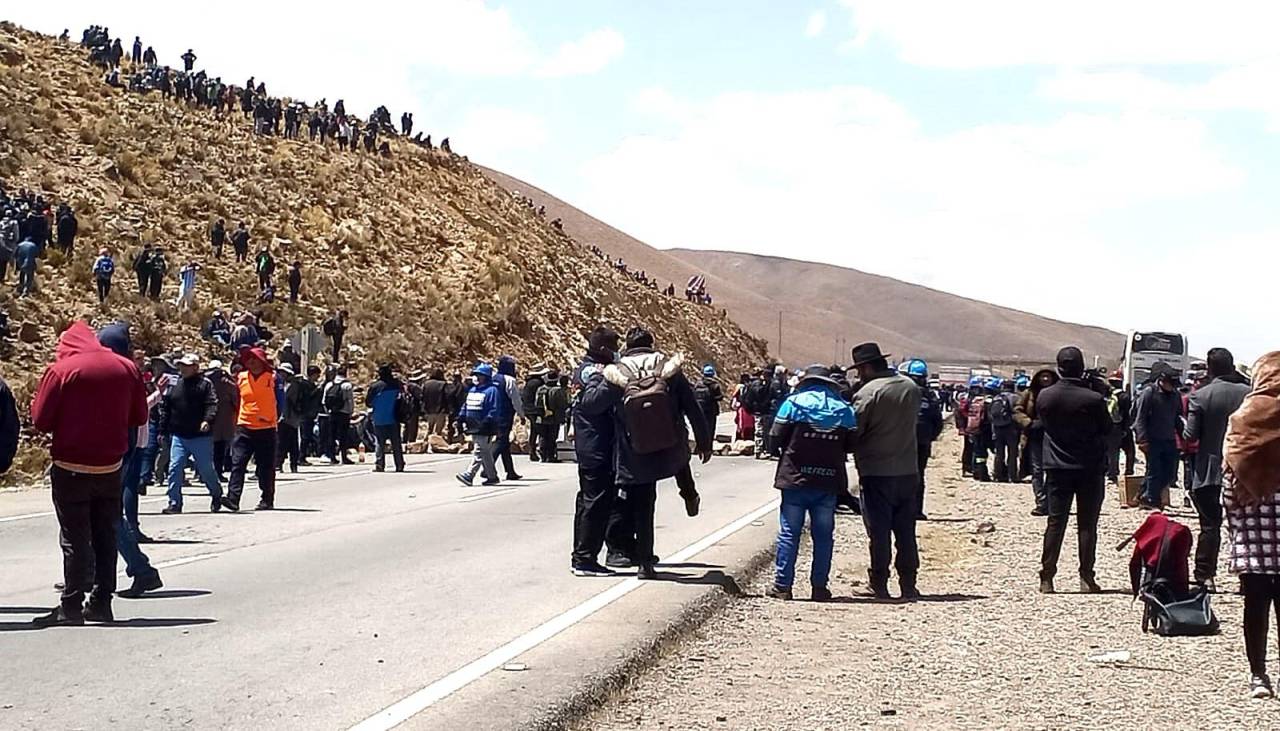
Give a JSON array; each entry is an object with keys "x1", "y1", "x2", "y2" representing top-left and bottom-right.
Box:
[
  {"x1": 869, "y1": 582, "x2": 891, "y2": 600},
  {"x1": 373, "y1": 467, "x2": 385, "y2": 473},
  {"x1": 210, "y1": 498, "x2": 222, "y2": 513},
  {"x1": 31, "y1": 605, "x2": 84, "y2": 627},
  {"x1": 810, "y1": 586, "x2": 832, "y2": 603},
  {"x1": 84, "y1": 601, "x2": 114, "y2": 623},
  {"x1": 682, "y1": 492, "x2": 701, "y2": 518},
  {"x1": 220, "y1": 497, "x2": 240, "y2": 512},
  {"x1": 1039, "y1": 578, "x2": 1055, "y2": 594},
  {"x1": 766, "y1": 585, "x2": 793, "y2": 601},
  {"x1": 529, "y1": 455, "x2": 540, "y2": 463},
  {"x1": 1252, "y1": 674, "x2": 1274, "y2": 699},
  {"x1": 636, "y1": 564, "x2": 658, "y2": 580},
  {"x1": 1080, "y1": 577, "x2": 1103, "y2": 594},
  {"x1": 506, "y1": 473, "x2": 524, "y2": 481},
  {"x1": 605, "y1": 552, "x2": 633, "y2": 569},
  {"x1": 900, "y1": 585, "x2": 922, "y2": 601},
  {"x1": 117, "y1": 572, "x2": 163, "y2": 598},
  {"x1": 455, "y1": 472, "x2": 473, "y2": 487},
  {"x1": 1030, "y1": 507, "x2": 1048, "y2": 517},
  {"x1": 161, "y1": 504, "x2": 182, "y2": 515},
  {"x1": 571, "y1": 562, "x2": 615, "y2": 577},
  {"x1": 481, "y1": 478, "x2": 501, "y2": 486}
]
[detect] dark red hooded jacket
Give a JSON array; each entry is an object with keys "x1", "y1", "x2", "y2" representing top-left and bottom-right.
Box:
[{"x1": 31, "y1": 321, "x2": 148, "y2": 468}]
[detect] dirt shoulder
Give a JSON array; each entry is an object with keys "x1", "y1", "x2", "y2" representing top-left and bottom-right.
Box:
[{"x1": 576, "y1": 431, "x2": 1279, "y2": 730}]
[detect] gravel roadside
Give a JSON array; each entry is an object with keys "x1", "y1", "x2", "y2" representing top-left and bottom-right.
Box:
[{"x1": 576, "y1": 431, "x2": 1280, "y2": 730}]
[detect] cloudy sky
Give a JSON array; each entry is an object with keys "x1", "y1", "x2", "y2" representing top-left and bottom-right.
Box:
[{"x1": 11, "y1": 1, "x2": 1279, "y2": 362}]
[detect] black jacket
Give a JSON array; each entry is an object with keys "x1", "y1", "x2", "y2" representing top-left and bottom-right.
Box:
[
  {"x1": 1184, "y1": 376, "x2": 1251, "y2": 489},
  {"x1": 159, "y1": 374, "x2": 218, "y2": 439},
  {"x1": 603, "y1": 349, "x2": 712, "y2": 485},
  {"x1": 1133, "y1": 385, "x2": 1182, "y2": 444},
  {"x1": 573, "y1": 358, "x2": 616, "y2": 472},
  {"x1": 421, "y1": 378, "x2": 448, "y2": 414},
  {"x1": 1037, "y1": 377, "x2": 1111, "y2": 472},
  {"x1": 693, "y1": 377, "x2": 723, "y2": 427},
  {"x1": 521, "y1": 376, "x2": 545, "y2": 419},
  {"x1": 916, "y1": 386, "x2": 944, "y2": 449},
  {"x1": 0, "y1": 376, "x2": 19, "y2": 473}
]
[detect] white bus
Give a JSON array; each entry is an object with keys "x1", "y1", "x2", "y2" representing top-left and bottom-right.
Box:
[{"x1": 1122, "y1": 331, "x2": 1190, "y2": 388}]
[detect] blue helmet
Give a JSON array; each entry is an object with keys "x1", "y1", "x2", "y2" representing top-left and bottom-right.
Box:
[
  {"x1": 1015, "y1": 375, "x2": 1031, "y2": 390},
  {"x1": 702, "y1": 364, "x2": 717, "y2": 377},
  {"x1": 968, "y1": 375, "x2": 984, "y2": 388},
  {"x1": 471, "y1": 362, "x2": 494, "y2": 379},
  {"x1": 905, "y1": 359, "x2": 928, "y2": 378},
  {"x1": 985, "y1": 377, "x2": 1003, "y2": 391}
]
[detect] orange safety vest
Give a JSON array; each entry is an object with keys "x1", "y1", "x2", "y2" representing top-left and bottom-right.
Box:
[{"x1": 237, "y1": 370, "x2": 278, "y2": 429}]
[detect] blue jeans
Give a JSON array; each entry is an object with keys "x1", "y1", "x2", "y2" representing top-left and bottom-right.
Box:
[
  {"x1": 1142, "y1": 439, "x2": 1179, "y2": 505},
  {"x1": 167, "y1": 435, "x2": 222, "y2": 509},
  {"x1": 122, "y1": 441, "x2": 143, "y2": 530},
  {"x1": 117, "y1": 446, "x2": 156, "y2": 579},
  {"x1": 774, "y1": 487, "x2": 837, "y2": 590}
]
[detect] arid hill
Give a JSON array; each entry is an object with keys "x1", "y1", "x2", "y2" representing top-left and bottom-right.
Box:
[
  {"x1": 0, "y1": 23, "x2": 768, "y2": 478},
  {"x1": 481, "y1": 169, "x2": 1124, "y2": 369}
]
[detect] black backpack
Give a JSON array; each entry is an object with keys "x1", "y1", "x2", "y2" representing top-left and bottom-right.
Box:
[
  {"x1": 322, "y1": 318, "x2": 337, "y2": 336},
  {"x1": 617, "y1": 356, "x2": 679, "y2": 455},
  {"x1": 742, "y1": 379, "x2": 770, "y2": 415},
  {"x1": 989, "y1": 393, "x2": 1013, "y2": 427},
  {"x1": 324, "y1": 382, "x2": 345, "y2": 412}
]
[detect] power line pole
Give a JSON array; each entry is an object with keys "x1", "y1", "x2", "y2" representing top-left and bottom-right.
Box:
[{"x1": 777, "y1": 311, "x2": 783, "y2": 364}]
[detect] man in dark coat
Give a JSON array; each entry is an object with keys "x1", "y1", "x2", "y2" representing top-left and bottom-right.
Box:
[
  {"x1": 521, "y1": 365, "x2": 548, "y2": 461},
  {"x1": 1183, "y1": 347, "x2": 1251, "y2": 589}
]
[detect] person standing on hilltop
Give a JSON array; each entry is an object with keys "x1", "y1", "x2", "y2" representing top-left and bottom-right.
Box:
[
  {"x1": 131, "y1": 36, "x2": 141, "y2": 65},
  {"x1": 210, "y1": 218, "x2": 226, "y2": 259},
  {"x1": 132, "y1": 243, "x2": 152, "y2": 297},
  {"x1": 146, "y1": 246, "x2": 168, "y2": 300},
  {"x1": 255, "y1": 245, "x2": 275, "y2": 290},
  {"x1": 181, "y1": 49, "x2": 196, "y2": 72},
  {"x1": 92, "y1": 248, "x2": 115, "y2": 304},
  {"x1": 231, "y1": 221, "x2": 250, "y2": 263},
  {"x1": 14, "y1": 236, "x2": 38, "y2": 297},
  {"x1": 55, "y1": 205, "x2": 77, "y2": 253},
  {"x1": 142, "y1": 45, "x2": 157, "y2": 68},
  {"x1": 0, "y1": 209, "x2": 18, "y2": 283},
  {"x1": 287, "y1": 260, "x2": 302, "y2": 303},
  {"x1": 401, "y1": 112, "x2": 413, "y2": 137},
  {"x1": 323, "y1": 309, "x2": 348, "y2": 362}
]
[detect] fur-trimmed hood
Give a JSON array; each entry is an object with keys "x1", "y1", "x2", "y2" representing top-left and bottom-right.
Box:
[{"x1": 603, "y1": 350, "x2": 684, "y2": 387}]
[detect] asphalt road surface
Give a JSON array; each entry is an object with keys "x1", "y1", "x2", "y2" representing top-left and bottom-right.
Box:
[{"x1": 0, "y1": 429, "x2": 778, "y2": 730}]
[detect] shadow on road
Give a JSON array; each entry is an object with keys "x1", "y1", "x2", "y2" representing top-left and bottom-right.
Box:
[
  {"x1": 652, "y1": 570, "x2": 744, "y2": 595},
  {"x1": 123, "y1": 589, "x2": 212, "y2": 599},
  {"x1": 258, "y1": 507, "x2": 321, "y2": 513},
  {"x1": 0, "y1": 616, "x2": 217, "y2": 632},
  {"x1": 0, "y1": 606, "x2": 49, "y2": 614},
  {"x1": 827, "y1": 593, "x2": 987, "y2": 605},
  {"x1": 144, "y1": 539, "x2": 207, "y2": 545},
  {"x1": 657, "y1": 562, "x2": 724, "y2": 570}
]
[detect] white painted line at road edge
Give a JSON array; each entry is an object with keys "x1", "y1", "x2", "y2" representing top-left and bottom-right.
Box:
[{"x1": 348, "y1": 495, "x2": 781, "y2": 731}]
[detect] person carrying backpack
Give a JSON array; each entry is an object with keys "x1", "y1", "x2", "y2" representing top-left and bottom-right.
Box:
[
  {"x1": 322, "y1": 309, "x2": 347, "y2": 362},
  {"x1": 989, "y1": 379, "x2": 1021, "y2": 483},
  {"x1": 323, "y1": 366, "x2": 355, "y2": 464},
  {"x1": 146, "y1": 246, "x2": 167, "y2": 300},
  {"x1": 693, "y1": 364, "x2": 724, "y2": 438},
  {"x1": 601, "y1": 327, "x2": 713, "y2": 579},
  {"x1": 742, "y1": 369, "x2": 773, "y2": 458},
  {"x1": 92, "y1": 248, "x2": 115, "y2": 303},
  {"x1": 534, "y1": 367, "x2": 570, "y2": 463}
]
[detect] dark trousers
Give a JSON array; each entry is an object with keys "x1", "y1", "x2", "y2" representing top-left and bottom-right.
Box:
[
  {"x1": 226, "y1": 426, "x2": 277, "y2": 508},
  {"x1": 374, "y1": 424, "x2": 405, "y2": 471},
  {"x1": 607, "y1": 482, "x2": 658, "y2": 566},
  {"x1": 1142, "y1": 440, "x2": 1179, "y2": 504},
  {"x1": 1039, "y1": 469, "x2": 1105, "y2": 581},
  {"x1": 402, "y1": 415, "x2": 419, "y2": 444},
  {"x1": 300, "y1": 418, "x2": 316, "y2": 458},
  {"x1": 96, "y1": 276, "x2": 111, "y2": 302},
  {"x1": 52, "y1": 466, "x2": 122, "y2": 610},
  {"x1": 1190, "y1": 483, "x2": 1224, "y2": 581},
  {"x1": 538, "y1": 422, "x2": 560, "y2": 462},
  {"x1": 277, "y1": 422, "x2": 300, "y2": 471},
  {"x1": 496, "y1": 426, "x2": 516, "y2": 476},
  {"x1": 916, "y1": 445, "x2": 931, "y2": 517},
  {"x1": 572, "y1": 466, "x2": 618, "y2": 565},
  {"x1": 992, "y1": 425, "x2": 1020, "y2": 482},
  {"x1": 136, "y1": 271, "x2": 148, "y2": 295},
  {"x1": 330, "y1": 335, "x2": 343, "y2": 362},
  {"x1": 330, "y1": 412, "x2": 352, "y2": 460},
  {"x1": 289, "y1": 281, "x2": 300, "y2": 303},
  {"x1": 148, "y1": 272, "x2": 162, "y2": 299},
  {"x1": 1107, "y1": 428, "x2": 1135, "y2": 481},
  {"x1": 213, "y1": 438, "x2": 230, "y2": 477},
  {"x1": 1028, "y1": 434, "x2": 1047, "y2": 512},
  {"x1": 527, "y1": 418, "x2": 541, "y2": 460},
  {"x1": 859, "y1": 474, "x2": 921, "y2": 587},
  {"x1": 1242, "y1": 575, "x2": 1280, "y2": 676},
  {"x1": 961, "y1": 433, "x2": 973, "y2": 473}
]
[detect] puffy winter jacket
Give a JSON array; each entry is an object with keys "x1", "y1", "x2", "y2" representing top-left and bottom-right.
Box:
[
  {"x1": 603, "y1": 349, "x2": 712, "y2": 485},
  {"x1": 573, "y1": 358, "x2": 618, "y2": 471},
  {"x1": 459, "y1": 379, "x2": 500, "y2": 436}
]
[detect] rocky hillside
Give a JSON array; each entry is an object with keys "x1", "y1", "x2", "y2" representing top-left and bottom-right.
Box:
[
  {"x1": 0, "y1": 23, "x2": 768, "y2": 479},
  {"x1": 482, "y1": 169, "x2": 1124, "y2": 368}
]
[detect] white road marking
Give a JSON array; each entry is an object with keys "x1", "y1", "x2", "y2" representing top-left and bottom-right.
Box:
[
  {"x1": 457, "y1": 488, "x2": 517, "y2": 503},
  {"x1": 348, "y1": 496, "x2": 780, "y2": 731}
]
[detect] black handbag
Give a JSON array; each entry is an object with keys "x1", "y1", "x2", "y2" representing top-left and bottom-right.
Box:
[{"x1": 1140, "y1": 579, "x2": 1220, "y2": 636}]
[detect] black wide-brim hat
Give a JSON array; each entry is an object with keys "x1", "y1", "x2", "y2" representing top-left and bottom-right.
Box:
[
  {"x1": 850, "y1": 342, "x2": 890, "y2": 367},
  {"x1": 798, "y1": 364, "x2": 842, "y2": 389}
]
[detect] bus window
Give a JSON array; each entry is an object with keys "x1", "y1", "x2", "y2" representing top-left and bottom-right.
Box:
[{"x1": 1132, "y1": 332, "x2": 1185, "y2": 355}]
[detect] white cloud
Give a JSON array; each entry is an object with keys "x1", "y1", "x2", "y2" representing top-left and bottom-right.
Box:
[
  {"x1": 805, "y1": 10, "x2": 827, "y2": 38},
  {"x1": 579, "y1": 86, "x2": 1255, "y2": 357},
  {"x1": 457, "y1": 106, "x2": 549, "y2": 156},
  {"x1": 536, "y1": 28, "x2": 625, "y2": 78},
  {"x1": 1040, "y1": 62, "x2": 1280, "y2": 132},
  {"x1": 839, "y1": 0, "x2": 1280, "y2": 67}
]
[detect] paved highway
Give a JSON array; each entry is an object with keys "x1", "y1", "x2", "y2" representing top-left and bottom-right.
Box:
[{"x1": 0, "y1": 429, "x2": 779, "y2": 730}]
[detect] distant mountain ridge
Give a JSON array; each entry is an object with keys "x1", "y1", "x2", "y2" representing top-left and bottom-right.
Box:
[{"x1": 481, "y1": 167, "x2": 1124, "y2": 368}]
